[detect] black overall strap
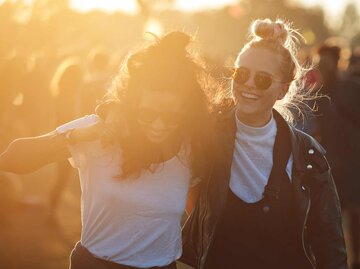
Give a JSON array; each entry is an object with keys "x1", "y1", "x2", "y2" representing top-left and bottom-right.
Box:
[{"x1": 263, "y1": 111, "x2": 292, "y2": 203}]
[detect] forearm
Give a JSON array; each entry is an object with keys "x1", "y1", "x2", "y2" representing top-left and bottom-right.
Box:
[{"x1": 0, "y1": 131, "x2": 71, "y2": 174}]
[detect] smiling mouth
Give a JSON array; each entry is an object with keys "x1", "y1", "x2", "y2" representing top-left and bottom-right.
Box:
[
  {"x1": 148, "y1": 129, "x2": 165, "y2": 137},
  {"x1": 239, "y1": 91, "x2": 260, "y2": 100}
]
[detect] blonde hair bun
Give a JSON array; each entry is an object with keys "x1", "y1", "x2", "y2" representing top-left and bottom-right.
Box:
[{"x1": 251, "y1": 19, "x2": 288, "y2": 45}]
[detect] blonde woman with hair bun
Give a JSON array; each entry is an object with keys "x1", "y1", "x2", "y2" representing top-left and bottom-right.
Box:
[{"x1": 182, "y1": 18, "x2": 348, "y2": 269}]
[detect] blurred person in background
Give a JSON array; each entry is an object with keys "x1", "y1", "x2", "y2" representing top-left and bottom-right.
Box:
[
  {"x1": 81, "y1": 49, "x2": 112, "y2": 115},
  {"x1": 51, "y1": 57, "x2": 83, "y2": 126},
  {"x1": 48, "y1": 58, "x2": 84, "y2": 222},
  {"x1": 0, "y1": 51, "x2": 29, "y2": 147},
  {"x1": 20, "y1": 52, "x2": 54, "y2": 135},
  {"x1": 182, "y1": 18, "x2": 348, "y2": 269},
  {"x1": 315, "y1": 45, "x2": 346, "y2": 191},
  {"x1": 346, "y1": 51, "x2": 360, "y2": 79},
  {"x1": 0, "y1": 31, "x2": 218, "y2": 269},
  {"x1": 317, "y1": 45, "x2": 342, "y2": 97},
  {"x1": 334, "y1": 51, "x2": 360, "y2": 269}
]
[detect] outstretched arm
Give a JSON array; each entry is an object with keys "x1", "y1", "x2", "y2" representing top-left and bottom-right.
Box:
[
  {"x1": 0, "y1": 111, "x2": 125, "y2": 175},
  {"x1": 0, "y1": 131, "x2": 70, "y2": 174}
]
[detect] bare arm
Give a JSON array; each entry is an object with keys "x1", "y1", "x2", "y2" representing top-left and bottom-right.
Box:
[
  {"x1": 0, "y1": 108, "x2": 127, "y2": 175},
  {"x1": 0, "y1": 115, "x2": 121, "y2": 175},
  {"x1": 0, "y1": 131, "x2": 71, "y2": 175}
]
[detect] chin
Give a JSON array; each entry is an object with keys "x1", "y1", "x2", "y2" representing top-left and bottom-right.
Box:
[
  {"x1": 237, "y1": 104, "x2": 260, "y2": 117},
  {"x1": 145, "y1": 133, "x2": 170, "y2": 144}
]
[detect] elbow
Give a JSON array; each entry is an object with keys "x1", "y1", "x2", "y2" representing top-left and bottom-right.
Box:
[{"x1": 0, "y1": 141, "x2": 29, "y2": 175}]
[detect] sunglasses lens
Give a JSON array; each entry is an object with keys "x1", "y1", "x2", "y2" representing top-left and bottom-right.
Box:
[
  {"x1": 137, "y1": 108, "x2": 157, "y2": 124},
  {"x1": 233, "y1": 67, "x2": 250, "y2": 85},
  {"x1": 254, "y1": 73, "x2": 273, "y2": 90},
  {"x1": 137, "y1": 108, "x2": 182, "y2": 126}
]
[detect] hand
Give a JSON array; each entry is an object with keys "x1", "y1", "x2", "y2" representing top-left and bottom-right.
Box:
[
  {"x1": 71, "y1": 109, "x2": 129, "y2": 147},
  {"x1": 70, "y1": 121, "x2": 117, "y2": 147},
  {"x1": 103, "y1": 104, "x2": 130, "y2": 140}
]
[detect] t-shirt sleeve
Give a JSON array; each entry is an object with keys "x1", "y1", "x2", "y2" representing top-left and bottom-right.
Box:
[{"x1": 56, "y1": 114, "x2": 101, "y2": 168}]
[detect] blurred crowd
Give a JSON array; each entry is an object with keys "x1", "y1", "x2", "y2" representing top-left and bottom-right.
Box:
[
  {"x1": 305, "y1": 44, "x2": 360, "y2": 267},
  {"x1": 0, "y1": 46, "x2": 116, "y2": 218}
]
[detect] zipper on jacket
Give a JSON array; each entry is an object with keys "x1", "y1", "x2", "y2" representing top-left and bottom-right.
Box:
[{"x1": 302, "y1": 189, "x2": 316, "y2": 269}]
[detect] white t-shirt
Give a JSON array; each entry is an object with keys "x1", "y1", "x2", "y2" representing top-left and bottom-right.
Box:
[
  {"x1": 56, "y1": 115, "x2": 192, "y2": 268},
  {"x1": 229, "y1": 114, "x2": 293, "y2": 203}
]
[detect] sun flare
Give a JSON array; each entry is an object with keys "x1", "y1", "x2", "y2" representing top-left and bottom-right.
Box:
[{"x1": 70, "y1": 0, "x2": 139, "y2": 15}]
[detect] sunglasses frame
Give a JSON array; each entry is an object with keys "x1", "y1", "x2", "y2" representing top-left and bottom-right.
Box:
[{"x1": 232, "y1": 67, "x2": 286, "y2": 90}]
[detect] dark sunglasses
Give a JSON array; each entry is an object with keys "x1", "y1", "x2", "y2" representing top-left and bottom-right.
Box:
[
  {"x1": 232, "y1": 67, "x2": 284, "y2": 90},
  {"x1": 137, "y1": 108, "x2": 184, "y2": 126}
]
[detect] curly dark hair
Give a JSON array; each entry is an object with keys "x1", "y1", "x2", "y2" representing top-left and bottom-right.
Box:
[{"x1": 97, "y1": 31, "x2": 220, "y2": 180}]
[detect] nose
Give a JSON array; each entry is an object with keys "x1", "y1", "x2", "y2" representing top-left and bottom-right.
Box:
[
  {"x1": 243, "y1": 74, "x2": 256, "y2": 89},
  {"x1": 150, "y1": 117, "x2": 166, "y2": 130}
]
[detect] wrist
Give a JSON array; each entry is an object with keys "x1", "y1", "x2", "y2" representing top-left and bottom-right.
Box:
[
  {"x1": 55, "y1": 128, "x2": 77, "y2": 145},
  {"x1": 65, "y1": 129, "x2": 78, "y2": 145}
]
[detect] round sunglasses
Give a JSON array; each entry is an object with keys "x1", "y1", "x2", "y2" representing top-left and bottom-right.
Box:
[
  {"x1": 137, "y1": 108, "x2": 184, "y2": 127},
  {"x1": 232, "y1": 67, "x2": 285, "y2": 90}
]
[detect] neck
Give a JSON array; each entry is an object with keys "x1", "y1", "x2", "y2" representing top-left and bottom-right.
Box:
[
  {"x1": 153, "y1": 134, "x2": 182, "y2": 163},
  {"x1": 236, "y1": 109, "x2": 272, "y2": 128}
]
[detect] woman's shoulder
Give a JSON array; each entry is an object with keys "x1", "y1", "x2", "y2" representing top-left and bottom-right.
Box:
[
  {"x1": 291, "y1": 127, "x2": 325, "y2": 155},
  {"x1": 290, "y1": 126, "x2": 330, "y2": 173}
]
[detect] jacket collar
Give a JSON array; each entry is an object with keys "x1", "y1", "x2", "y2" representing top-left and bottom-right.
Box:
[
  {"x1": 222, "y1": 107, "x2": 318, "y2": 174},
  {"x1": 272, "y1": 109, "x2": 304, "y2": 172}
]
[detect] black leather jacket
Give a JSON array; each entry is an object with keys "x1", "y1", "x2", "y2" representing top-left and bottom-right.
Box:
[{"x1": 181, "y1": 108, "x2": 348, "y2": 269}]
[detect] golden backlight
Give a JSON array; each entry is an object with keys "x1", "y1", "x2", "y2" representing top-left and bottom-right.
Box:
[
  {"x1": 67, "y1": 0, "x2": 360, "y2": 28},
  {"x1": 1, "y1": 0, "x2": 358, "y2": 24},
  {"x1": 71, "y1": 0, "x2": 139, "y2": 15}
]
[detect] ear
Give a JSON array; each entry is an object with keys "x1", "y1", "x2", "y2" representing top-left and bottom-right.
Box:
[{"x1": 277, "y1": 83, "x2": 290, "y2": 100}]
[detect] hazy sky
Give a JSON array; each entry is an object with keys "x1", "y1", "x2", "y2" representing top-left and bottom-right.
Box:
[
  {"x1": 70, "y1": 0, "x2": 360, "y2": 27},
  {"x1": 298, "y1": 0, "x2": 359, "y2": 26},
  {"x1": 0, "y1": 0, "x2": 356, "y2": 28}
]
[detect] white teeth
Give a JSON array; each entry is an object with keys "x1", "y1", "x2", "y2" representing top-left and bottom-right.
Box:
[{"x1": 241, "y1": 92, "x2": 259, "y2": 99}]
